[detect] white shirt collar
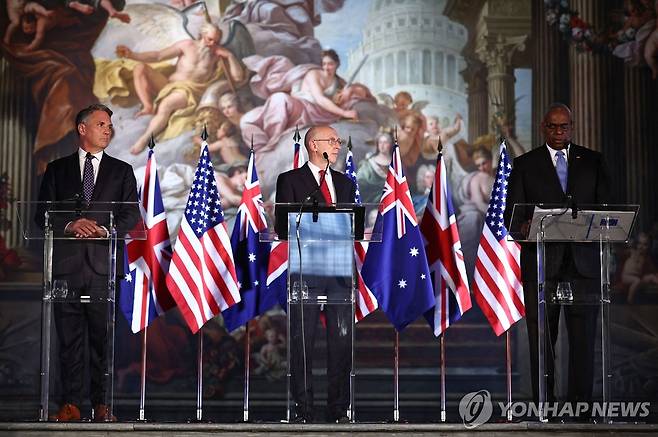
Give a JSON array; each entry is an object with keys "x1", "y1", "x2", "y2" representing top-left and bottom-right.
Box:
[
  {"x1": 78, "y1": 148, "x2": 104, "y2": 161},
  {"x1": 546, "y1": 143, "x2": 570, "y2": 166},
  {"x1": 306, "y1": 161, "x2": 336, "y2": 202}
]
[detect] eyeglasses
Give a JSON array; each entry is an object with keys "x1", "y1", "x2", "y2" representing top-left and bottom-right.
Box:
[
  {"x1": 314, "y1": 137, "x2": 344, "y2": 146},
  {"x1": 545, "y1": 123, "x2": 571, "y2": 131}
]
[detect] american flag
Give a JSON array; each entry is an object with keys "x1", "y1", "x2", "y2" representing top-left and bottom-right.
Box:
[
  {"x1": 222, "y1": 148, "x2": 277, "y2": 332},
  {"x1": 344, "y1": 145, "x2": 378, "y2": 322},
  {"x1": 361, "y1": 142, "x2": 435, "y2": 331},
  {"x1": 165, "y1": 143, "x2": 241, "y2": 333},
  {"x1": 119, "y1": 148, "x2": 175, "y2": 333},
  {"x1": 472, "y1": 141, "x2": 525, "y2": 336},
  {"x1": 419, "y1": 152, "x2": 471, "y2": 336}
]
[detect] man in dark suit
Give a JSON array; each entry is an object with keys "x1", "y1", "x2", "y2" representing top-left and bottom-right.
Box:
[
  {"x1": 504, "y1": 103, "x2": 610, "y2": 406},
  {"x1": 36, "y1": 104, "x2": 139, "y2": 421},
  {"x1": 275, "y1": 125, "x2": 356, "y2": 423}
]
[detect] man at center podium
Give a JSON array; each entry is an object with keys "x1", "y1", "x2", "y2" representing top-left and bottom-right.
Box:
[
  {"x1": 504, "y1": 103, "x2": 611, "y2": 408},
  {"x1": 274, "y1": 125, "x2": 357, "y2": 423}
]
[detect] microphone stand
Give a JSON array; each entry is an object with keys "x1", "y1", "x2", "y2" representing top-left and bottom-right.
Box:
[{"x1": 292, "y1": 152, "x2": 330, "y2": 421}]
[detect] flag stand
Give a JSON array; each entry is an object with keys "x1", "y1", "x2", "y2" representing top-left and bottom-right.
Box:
[
  {"x1": 506, "y1": 331, "x2": 513, "y2": 422},
  {"x1": 196, "y1": 328, "x2": 204, "y2": 421},
  {"x1": 440, "y1": 333, "x2": 446, "y2": 422},
  {"x1": 243, "y1": 323, "x2": 251, "y2": 422},
  {"x1": 393, "y1": 331, "x2": 400, "y2": 422},
  {"x1": 138, "y1": 325, "x2": 148, "y2": 421}
]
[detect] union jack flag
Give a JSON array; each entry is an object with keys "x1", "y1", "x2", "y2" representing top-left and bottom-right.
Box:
[
  {"x1": 361, "y1": 141, "x2": 434, "y2": 331},
  {"x1": 472, "y1": 141, "x2": 525, "y2": 336},
  {"x1": 266, "y1": 132, "x2": 303, "y2": 307},
  {"x1": 419, "y1": 152, "x2": 471, "y2": 336},
  {"x1": 344, "y1": 145, "x2": 378, "y2": 321},
  {"x1": 119, "y1": 148, "x2": 175, "y2": 333},
  {"x1": 222, "y1": 149, "x2": 277, "y2": 332},
  {"x1": 165, "y1": 143, "x2": 241, "y2": 333}
]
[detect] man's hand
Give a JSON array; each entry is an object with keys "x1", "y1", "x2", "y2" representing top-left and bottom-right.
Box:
[
  {"x1": 66, "y1": 218, "x2": 106, "y2": 238},
  {"x1": 116, "y1": 45, "x2": 133, "y2": 59}
]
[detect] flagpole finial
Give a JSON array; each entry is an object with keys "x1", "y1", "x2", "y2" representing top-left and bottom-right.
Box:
[
  {"x1": 499, "y1": 136, "x2": 506, "y2": 145},
  {"x1": 437, "y1": 138, "x2": 442, "y2": 153},
  {"x1": 293, "y1": 125, "x2": 301, "y2": 143},
  {"x1": 201, "y1": 125, "x2": 209, "y2": 142},
  {"x1": 250, "y1": 134, "x2": 254, "y2": 152},
  {"x1": 347, "y1": 136, "x2": 352, "y2": 151},
  {"x1": 148, "y1": 135, "x2": 156, "y2": 150}
]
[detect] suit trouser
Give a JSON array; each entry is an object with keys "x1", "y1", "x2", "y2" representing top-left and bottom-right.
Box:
[
  {"x1": 289, "y1": 275, "x2": 352, "y2": 419},
  {"x1": 523, "y1": 253, "x2": 599, "y2": 404},
  {"x1": 53, "y1": 264, "x2": 109, "y2": 407}
]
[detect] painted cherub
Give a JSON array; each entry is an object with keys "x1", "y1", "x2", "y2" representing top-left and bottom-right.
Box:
[
  {"x1": 3, "y1": 0, "x2": 53, "y2": 46},
  {"x1": 66, "y1": 0, "x2": 130, "y2": 24}
]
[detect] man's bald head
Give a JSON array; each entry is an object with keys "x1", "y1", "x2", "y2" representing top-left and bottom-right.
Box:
[{"x1": 305, "y1": 125, "x2": 342, "y2": 166}]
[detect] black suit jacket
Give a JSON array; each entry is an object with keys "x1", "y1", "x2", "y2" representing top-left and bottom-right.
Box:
[
  {"x1": 274, "y1": 163, "x2": 357, "y2": 238},
  {"x1": 504, "y1": 144, "x2": 610, "y2": 281},
  {"x1": 36, "y1": 151, "x2": 139, "y2": 278}
]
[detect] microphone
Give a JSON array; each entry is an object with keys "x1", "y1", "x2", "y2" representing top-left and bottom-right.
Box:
[{"x1": 569, "y1": 195, "x2": 578, "y2": 220}]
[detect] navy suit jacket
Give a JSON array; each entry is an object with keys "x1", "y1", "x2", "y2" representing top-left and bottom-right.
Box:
[
  {"x1": 274, "y1": 163, "x2": 357, "y2": 238},
  {"x1": 36, "y1": 151, "x2": 139, "y2": 278},
  {"x1": 504, "y1": 144, "x2": 611, "y2": 281}
]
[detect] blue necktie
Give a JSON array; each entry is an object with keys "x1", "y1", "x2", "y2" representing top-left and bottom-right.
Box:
[
  {"x1": 555, "y1": 150, "x2": 567, "y2": 193},
  {"x1": 83, "y1": 153, "x2": 95, "y2": 204}
]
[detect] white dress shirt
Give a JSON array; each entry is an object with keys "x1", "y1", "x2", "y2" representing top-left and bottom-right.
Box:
[
  {"x1": 78, "y1": 148, "x2": 104, "y2": 183},
  {"x1": 546, "y1": 143, "x2": 570, "y2": 168},
  {"x1": 307, "y1": 160, "x2": 336, "y2": 203}
]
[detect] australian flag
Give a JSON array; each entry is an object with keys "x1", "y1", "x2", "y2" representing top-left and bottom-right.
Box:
[
  {"x1": 361, "y1": 141, "x2": 435, "y2": 331},
  {"x1": 222, "y1": 148, "x2": 277, "y2": 332}
]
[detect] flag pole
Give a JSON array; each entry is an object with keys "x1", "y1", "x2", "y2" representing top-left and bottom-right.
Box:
[
  {"x1": 440, "y1": 332, "x2": 446, "y2": 422},
  {"x1": 196, "y1": 329, "x2": 204, "y2": 421},
  {"x1": 195, "y1": 128, "x2": 208, "y2": 423},
  {"x1": 243, "y1": 323, "x2": 251, "y2": 422},
  {"x1": 138, "y1": 136, "x2": 157, "y2": 422},
  {"x1": 393, "y1": 331, "x2": 400, "y2": 422},
  {"x1": 138, "y1": 326, "x2": 148, "y2": 421},
  {"x1": 506, "y1": 331, "x2": 513, "y2": 422}
]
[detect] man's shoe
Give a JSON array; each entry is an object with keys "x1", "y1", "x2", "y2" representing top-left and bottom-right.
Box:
[
  {"x1": 335, "y1": 415, "x2": 350, "y2": 423},
  {"x1": 291, "y1": 414, "x2": 310, "y2": 423},
  {"x1": 93, "y1": 404, "x2": 117, "y2": 422},
  {"x1": 49, "y1": 403, "x2": 81, "y2": 422}
]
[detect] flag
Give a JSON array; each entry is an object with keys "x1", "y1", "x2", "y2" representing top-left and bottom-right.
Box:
[
  {"x1": 266, "y1": 132, "x2": 303, "y2": 307},
  {"x1": 344, "y1": 145, "x2": 378, "y2": 321},
  {"x1": 419, "y1": 152, "x2": 471, "y2": 336},
  {"x1": 221, "y1": 149, "x2": 277, "y2": 332},
  {"x1": 119, "y1": 148, "x2": 176, "y2": 333},
  {"x1": 165, "y1": 143, "x2": 241, "y2": 333},
  {"x1": 472, "y1": 141, "x2": 525, "y2": 336},
  {"x1": 361, "y1": 142, "x2": 435, "y2": 331}
]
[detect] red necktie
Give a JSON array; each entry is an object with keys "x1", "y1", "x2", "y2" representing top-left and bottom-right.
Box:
[{"x1": 319, "y1": 169, "x2": 333, "y2": 204}]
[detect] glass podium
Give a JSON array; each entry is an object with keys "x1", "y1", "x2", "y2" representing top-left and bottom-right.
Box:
[
  {"x1": 509, "y1": 203, "x2": 639, "y2": 423},
  {"x1": 17, "y1": 200, "x2": 143, "y2": 421},
  {"x1": 262, "y1": 202, "x2": 381, "y2": 423}
]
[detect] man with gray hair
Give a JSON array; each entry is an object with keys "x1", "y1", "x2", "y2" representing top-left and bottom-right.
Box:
[{"x1": 115, "y1": 23, "x2": 246, "y2": 154}]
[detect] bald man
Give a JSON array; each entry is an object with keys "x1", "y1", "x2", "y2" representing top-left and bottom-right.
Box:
[
  {"x1": 274, "y1": 125, "x2": 356, "y2": 423},
  {"x1": 504, "y1": 103, "x2": 611, "y2": 410}
]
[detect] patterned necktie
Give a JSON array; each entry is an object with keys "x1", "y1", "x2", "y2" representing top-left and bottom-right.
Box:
[
  {"x1": 318, "y1": 169, "x2": 333, "y2": 204},
  {"x1": 83, "y1": 152, "x2": 95, "y2": 204},
  {"x1": 555, "y1": 150, "x2": 568, "y2": 193}
]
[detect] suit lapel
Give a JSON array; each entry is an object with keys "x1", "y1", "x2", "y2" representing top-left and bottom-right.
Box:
[
  {"x1": 68, "y1": 152, "x2": 83, "y2": 196},
  {"x1": 566, "y1": 144, "x2": 582, "y2": 194},
  {"x1": 91, "y1": 153, "x2": 112, "y2": 202},
  {"x1": 539, "y1": 146, "x2": 567, "y2": 198}
]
